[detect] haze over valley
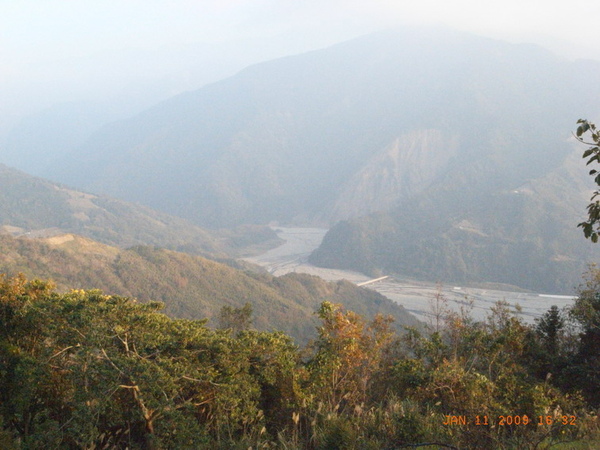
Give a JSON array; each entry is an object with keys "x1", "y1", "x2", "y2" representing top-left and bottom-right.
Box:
[
  {"x1": 5, "y1": 4, "x2": 600, "y2": 447},
  {"x1": 9, "y1": 26, "x2": 596, "y2": 295},
  {"x1": 3, "y1": 22, "x2": 600, "y2": 299}
]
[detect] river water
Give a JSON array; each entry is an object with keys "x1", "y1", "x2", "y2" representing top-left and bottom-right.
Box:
[{"x1": 243, "y1": 227, "x2": 576, "y2": 324}]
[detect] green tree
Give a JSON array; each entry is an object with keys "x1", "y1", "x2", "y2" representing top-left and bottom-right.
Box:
[
  {"x1": 575, "y1": 119, "x2": 600, "y2": 241},
  {"x1": 572, "y1": 119, "x2": 600, "y2": 406},
  {"x1": 0, "y1": 274, "x2": 303, "y2": 448},
  {"x1": 566, "y1": 267, "x2": 600, "y2": 406},
  {"x1": 536, "y1": 305, "x2": 565, "y2": 356},
  {"x1": 218, "y1": 302, "x2": 253, "y2": 334}
]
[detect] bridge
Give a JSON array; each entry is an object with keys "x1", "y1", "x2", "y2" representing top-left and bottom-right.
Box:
[{"x1": 356, "y1": 276, "x2": 389, "y2": 287}]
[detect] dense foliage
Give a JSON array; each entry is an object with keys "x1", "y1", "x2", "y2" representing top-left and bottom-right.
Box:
[{"x1": 1, "y1": 274, "x2": 598, "y2": 449}]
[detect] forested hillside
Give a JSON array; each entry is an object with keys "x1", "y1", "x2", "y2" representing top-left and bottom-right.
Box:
[
  {"x1": 42, "y1": 27, "x2": 600, "y2": 291},
  {"x1": 1, "y1": 274, "x2": 598, "y2": 448},
  {"x1": 311, "y1": 150, "x2": 600, "y2": 293},
  {"x1": 5, "y1": 4, "x2": 600, "y2": 447},
  {"x1": 0, "y1": 233, "x2": 419, "y2": 343},
  {"x1": 0, "y1": 164, "x2": 278, "y2": 257}
]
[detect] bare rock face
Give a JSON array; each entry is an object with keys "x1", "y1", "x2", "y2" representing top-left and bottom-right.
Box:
[{"x1": 331, "y1": 129, "x2": 459, "y2": 220}]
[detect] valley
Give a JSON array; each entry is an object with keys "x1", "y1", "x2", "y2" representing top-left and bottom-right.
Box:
[
  {"x1": 3, "y1": 11, "x2": 600, "y2": 447},
  {"x1": 245, "y1": 227, "x2": 577, "y2": 324},
  {"x1": 35, "y1": 28, "x2": 600, "y2": 293}
]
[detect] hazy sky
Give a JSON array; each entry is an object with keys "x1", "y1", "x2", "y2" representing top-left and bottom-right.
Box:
[
  {"x1": 2, "y1": 0, "x2": 600, "y2": 63},
  {"x1": 1, "y1": 0, "x2": 599, "y2": 131}
]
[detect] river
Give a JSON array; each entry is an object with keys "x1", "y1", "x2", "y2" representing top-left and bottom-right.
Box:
[{"x1": 243, "y1": 227, "x2": 576, "y2": 324}]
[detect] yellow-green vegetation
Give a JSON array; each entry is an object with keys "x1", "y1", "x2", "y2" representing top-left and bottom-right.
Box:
[
  {"x1": 0, "y1": 233, "x2": 419, "y2": 343},
  {"x1": 1, "y1": 274, "x2": 599, "y2": 449}
]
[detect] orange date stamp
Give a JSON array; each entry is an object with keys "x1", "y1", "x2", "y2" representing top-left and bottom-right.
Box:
[{"x1": 442, "y1": 415, "x2": 577, "y2": 426}]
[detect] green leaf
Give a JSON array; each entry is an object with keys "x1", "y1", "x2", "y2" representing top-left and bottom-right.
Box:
[
  {"x1": 577, "y1": 122, "x2": 590, "y2": 136},
  {"x1": 586, "y1": 154, "x2": 599, "y2": 165}
]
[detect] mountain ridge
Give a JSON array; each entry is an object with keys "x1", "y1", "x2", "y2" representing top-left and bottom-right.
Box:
[
  {"x1": 33, "y1": 26, "x2": 600, "y2": 292},
  {"x1": 0, "y1": 231, "x2": 421, "y2": 343},
  {"x1": 311, "y1": 148, "x2": 600, "y2": 293},
  {"x1": 46, "y1": 27, "x2": 600, "y2": 227},
  {"x1": 0, "y1": 163, "x2": 278, "y2": 257}
]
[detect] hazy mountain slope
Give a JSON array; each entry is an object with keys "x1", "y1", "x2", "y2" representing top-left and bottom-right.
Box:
[
  {"x1": 0, "y1": 164, "x2": 277, "y2": 256},
  {"x1": 0, "y1": 233, "x2": 421, "y2": 342},
  {"x1": 0, "y1": 101, "x2": 112, "y2": 176},
  {"x1": 41, "y1": 27, "x2": 600, "y2": 292},
  {"x1": 331, "y1": 129, "x2": 460, "y2": 219},
  {"x1": 48, "y1": 27, "x2": 600, "y2": 227},
  {"x1": 311, "y1": 149, "x2": 600, "y2": 293}
]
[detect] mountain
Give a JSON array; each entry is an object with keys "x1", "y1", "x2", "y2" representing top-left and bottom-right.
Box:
[
  {"x1": 0, "y1": 165, "x2": 418, "y2": 341},
  {"x1": 0, "y1": 101, "x2": 112, "y2": 176},
  {"x1": 0, "y1": 164, "x2": 278, "y2": 256},
  {"x1": 0, "y1": 232, "x2": 421, "y2": 342},
  {"x1": 310, "y1": 149, "x2": 600, "y2": 293},
  {"x1": 41, "y1": 26, "x2": 600, "y2": 292},
  {"x1": 48, "y1": 27, "x2": 600, "y2": 228}
]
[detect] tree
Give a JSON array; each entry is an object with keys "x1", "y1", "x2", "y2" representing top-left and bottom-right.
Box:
[
  {"x1": 306, "y1": 302, "x2": 395, "y2": 413},
  {"x1": 573, "y1": 119, "x2": 600, "y2": 405},
  {"x1": 536, "y1": 305, "x2": 565, "y2": 357},
  {"x1": 575, "y1": 119, "x2": 600, "y2": 241},
  {"x1": 566, "y1": 267, "x2": 600, "y2": 406},
  {"x1": 0, "y1": 275, "x2": 301, "y2": 448},
  {"x1": 218, "y1": 302, "x2": 253, "y2": 334},
  {"x1": 523, "y1": 304, "x2": 572, "y2": 386}
]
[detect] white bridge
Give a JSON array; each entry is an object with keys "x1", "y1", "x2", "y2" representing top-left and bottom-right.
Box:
[{"x1": 356, "y1": 276, "x2": 389, "y2": 287}]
